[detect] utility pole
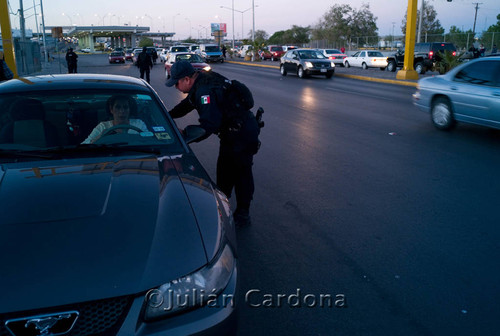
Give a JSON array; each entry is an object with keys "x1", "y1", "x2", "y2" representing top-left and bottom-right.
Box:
[
  {"x1": 417, "y1": 0, "x2": 424, "y2": 43},
  {"x1": 472, "y1": 3, "x2": 481, "y2": 38}
]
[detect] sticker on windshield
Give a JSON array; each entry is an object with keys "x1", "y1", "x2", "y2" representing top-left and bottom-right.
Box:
[
  {"x1": 152, "y1": 126, "x2": 166, "y2": 132},
  {"x1": 136, "y1": 94, "x2": 152, "y2": 101},
  {"x1": 155, "y1": 132, "x2": 172, "y2": 140},
  {"x1": 140, "y1": 131, "x2": 154, "y2": 137}
]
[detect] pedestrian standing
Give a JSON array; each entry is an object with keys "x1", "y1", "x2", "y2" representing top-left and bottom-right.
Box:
[
  {"x1": 341, "y1": 46, "x2": 346, "y2": 54},
  {"x1": 137, "y1": 46, "x2": 153, "y2": 83},
  {"x1": 166, "y1": 61, "x2": 261, "y2": 227},
  {"x1": 65, "y1": 48, "x2": 78, "y2": 73},
  {"x1": 222, "y1": 45, "x2": 227, "y2": 59},
  {"x1": 491, "y1": 44, "x2": 497, "y2": 54},
  {"x1": 0, "y1": 51, "x2": 14, "y2": 81}
]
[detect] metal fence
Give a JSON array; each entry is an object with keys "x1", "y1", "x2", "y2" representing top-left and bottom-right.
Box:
[{"x1": 308, "y1": 31, "x2": 499, "y2": 53}]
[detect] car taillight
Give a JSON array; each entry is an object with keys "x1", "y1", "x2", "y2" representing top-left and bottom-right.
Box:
[
  {"x1": 452, "y1": 51, "x2": 456, "y2": 56},
  {"x1": 429, "y1": 51, "x2": 434, "y2": 58},
  {"x1": 329, "y1": 56, "x2": 334, "y2": 59}
]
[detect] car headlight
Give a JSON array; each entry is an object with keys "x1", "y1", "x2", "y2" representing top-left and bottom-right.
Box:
[
  {"x1": 203, "y1": 65, "x2": 212, "y2": 72},
  {"x1": 143, "y1": 243, "x2": 235, "y2": 320},
  {"x1": 331, "y1": 62, "x2": 335, "y2": 68},
  {"x1": 305, "y1": 61, "x2": 313, "y2": 68}
]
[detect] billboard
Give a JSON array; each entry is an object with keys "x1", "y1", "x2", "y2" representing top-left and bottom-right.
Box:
[{"x1": 210, "y1": 23, "x2": 227, "y2": 33}]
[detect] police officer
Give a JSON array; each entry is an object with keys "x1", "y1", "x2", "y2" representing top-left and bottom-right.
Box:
[
  {"x1": 137, "y1": 46, "x2": 153, "y2": 83},
  {"x1": 166, "y1": 60, "x2": 260, "y2": 227},
  {"x1": 65, "y1": 48, "x2": 78, "y2": 73}
]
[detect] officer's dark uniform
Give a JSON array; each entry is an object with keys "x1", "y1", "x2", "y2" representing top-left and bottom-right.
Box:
[
  {"x1": 137, "y1": 47, "x2": 153, "y2": 83},
  {"x1": 65, "y1": 48, "x2": 78, "y2": 73},
  {"x1": 169, "y1": 70, "x2": 260, "y2": 226}
]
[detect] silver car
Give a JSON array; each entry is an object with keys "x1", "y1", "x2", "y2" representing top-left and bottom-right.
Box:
[{"x1": 413, "y1": 56, "x2": 500, "y2": 130}]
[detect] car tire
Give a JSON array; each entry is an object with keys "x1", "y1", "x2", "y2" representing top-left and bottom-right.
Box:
[
  {"x1": 431, "y1": 97, "x2": 455, "y2": 130},
  {"x1": 271, "y1": 56, "x2": 275, "y2": 62},
  {"x1": 415, "y1": 62, "x2": 425, "y2": 74},
  {"x1": 165, "y1": 70, "x2": 170, "y2": 79},
  {"x1": 387, "y1": 60, "x2": 397, "y2": 72},
  {"x1": 380, "y1": 67, "x2": 386, "y2": 71},
  {"x1": 297, "y1": 66, "x2": 306, "y2": 78},
  {"x1": 280, "y1": 64, "x2": 287, "y2": 76},
  {"x1": 220, "y1": 58, "x2": 224, "y2": 63},
  {"x1": 325, "y1": 71, "x2": 333, "y2": 79},
  {"x1": 344, "y1": 61, "x2": 350, "y2": 68},
  {"x1": 362, "y1": 62, "x2": 368, "y2": 70}
]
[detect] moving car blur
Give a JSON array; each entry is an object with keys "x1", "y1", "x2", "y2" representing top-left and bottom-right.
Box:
[{"x1": 413, "y1": 56, "x2": 500, "y2": 130}]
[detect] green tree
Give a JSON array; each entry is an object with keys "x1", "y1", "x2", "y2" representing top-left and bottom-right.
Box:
[
  {"x1": 446, "y1": 26, "x2": 473, "y2": 50},
  {"x1": 312, "y1": 4, "x2": 378, "y2": 45},
  {"x1": 138, "y1": 37, "x2": 154, "y2": 47},
  {"x1": 268, "y1": 26, "x2": 310, "y2": 45},
  {"x1": 485, "y1": 13, "x2": 500, "y2": 32},
  {"x1": 401, "y1": 3, "x2": 444, "y2": 41}
]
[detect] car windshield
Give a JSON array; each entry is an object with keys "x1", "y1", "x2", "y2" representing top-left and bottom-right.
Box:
[
  {"x1": 0, "y1": 90, "x2": 183, "y2": 155},
  {"x1": 205, "y1": 46, "x2": 220, "y2": 52},
  {"x1": 298, "y1": 50, "x2": 326, "y2": 59},
  {"x1": 110, "y1": 52, "x2": 123, "y2": 56},
  {"x1": 367, "y1": 51, "x2": 384, "y2": 57},
  {"x1": 325, "y1": 49, "x2": 341, "y2": 54},
  {"x1": 175, "y1": 53, "x2": 204, "y2": 63},
  {"x1": 171, "y1": 46, "x2": 189, "y2": 52}
]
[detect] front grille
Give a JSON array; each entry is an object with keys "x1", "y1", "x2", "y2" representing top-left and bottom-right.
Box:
[
  {"x1": 313, "y1": 63, "x2": 330, "y2": 69},
  {"x1": 1, "y1": 295, "x2": 133, "y2": 336}
]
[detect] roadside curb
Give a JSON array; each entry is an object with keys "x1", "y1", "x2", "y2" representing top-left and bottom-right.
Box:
[{"x1": 226, "y1": 60, "x2": 418, "y2": 87}]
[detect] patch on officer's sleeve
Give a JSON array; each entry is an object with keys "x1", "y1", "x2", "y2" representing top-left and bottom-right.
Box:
[{"x1": 201, "y1": 95, "x2": 211, "y2": 104}]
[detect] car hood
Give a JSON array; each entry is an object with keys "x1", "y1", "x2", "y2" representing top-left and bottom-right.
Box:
[{"x1": 0, "y1": 153, "x2": 220, "y2": 313}]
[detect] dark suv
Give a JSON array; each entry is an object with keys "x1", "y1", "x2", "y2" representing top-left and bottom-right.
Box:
[{"x1": 386, "y1": 42, "x2": 457, "y2": 74}]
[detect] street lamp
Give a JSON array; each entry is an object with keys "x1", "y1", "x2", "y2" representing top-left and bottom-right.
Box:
[
  {"x1": 62, "y1": 12, "x2": 73, "y2": 26},
  {"x1": 185, "y1": 18, "x2": 192, "y2": 39},
  {"x1": 220, "y1": 4, "x2": 253, "y2": 48},
  {"x1": 199, "y1": 25, "x2": 208, "y2": 40}
]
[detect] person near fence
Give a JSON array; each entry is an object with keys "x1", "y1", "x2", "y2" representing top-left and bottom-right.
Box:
[
  {"x1": 65, "y1": 48, "x2": 78, "y2": 73},
  {"x1": 0, "y1": 51, "x2": 14, "y2": 82}
]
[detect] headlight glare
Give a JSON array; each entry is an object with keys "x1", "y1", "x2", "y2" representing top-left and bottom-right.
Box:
[
  {"x1": 305, "y1": 61, "x2": 313, "y2": 68},
  {"x1": 144, "y1": 244, "x2": 235, "y2": 320}
]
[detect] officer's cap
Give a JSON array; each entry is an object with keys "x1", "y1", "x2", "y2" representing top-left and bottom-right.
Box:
[{"x1": 165, "y1": 60, "x2": 195, "y2": 87}]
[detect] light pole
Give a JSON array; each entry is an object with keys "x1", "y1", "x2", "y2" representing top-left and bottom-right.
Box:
[
  {"x1": 251, "y1": 0, "x2": 255, "y2": 41},
  {"x1": 62, "y1": 12, "x2": 73, "y2": 26},
  {"x1": 199, "y1": 25, "x2": 208, "y2": 40},
  {"x1": 172, "y1": 13, "x2": 180, "y2": 41},
  {"x1": 185, "y1": 18, "x2": 191, "y2": 39},
  {"x1": 220, "y1": 5, "x2": 253, "y2": 47}
]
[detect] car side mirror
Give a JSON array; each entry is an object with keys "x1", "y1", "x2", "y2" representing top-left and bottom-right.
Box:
[{"x1": 183, "y1": 125, "x2": 206, "y2": 144}]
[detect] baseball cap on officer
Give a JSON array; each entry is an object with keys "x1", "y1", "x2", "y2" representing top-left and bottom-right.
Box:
[{"x1": 165, "y1": 60, "x2": 195, "y2": 87}]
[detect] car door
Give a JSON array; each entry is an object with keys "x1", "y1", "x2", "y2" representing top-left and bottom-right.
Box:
[
  {"x1": 356, "y1": 51, "x2": 366, "y2": 67},
  {"x1": 450, "y1": 60, "x2": 500, "y2": 127}
]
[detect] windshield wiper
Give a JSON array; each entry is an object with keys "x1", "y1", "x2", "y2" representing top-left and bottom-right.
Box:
[
  {"x1": 0, "y1": 149, "x2": 55, "y2": 159},
  {"x1": 44, "y1": 144, "x2": 162, "y2": 155}
]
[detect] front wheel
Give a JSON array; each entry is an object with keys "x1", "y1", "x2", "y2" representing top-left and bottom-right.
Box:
[
  {"x1": 325, "y1": 71, "x2": 333, "y2": 79},
  {"x1": 431, "y1": 97, "x2": 455, "y2": 130},
  {"x1": 297, "y1": 66, "x2": 306, "y2": 78},
  {"x1": 362, "y1": 62, "x2": 368, "y2": 70},
  {"x1": 344, "y1": 61, "x2": 350, "y2": 68},
  {"x1": 280, "y1": 64, "x2": 287, "y2": 76}
]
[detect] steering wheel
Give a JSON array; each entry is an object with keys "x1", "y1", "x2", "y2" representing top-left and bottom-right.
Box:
[{"x1": 100, "y1": 124, "x2": 144, "y2": 138}]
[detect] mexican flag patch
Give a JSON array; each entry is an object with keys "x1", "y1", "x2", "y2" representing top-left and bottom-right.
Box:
[{"x1": 201, "y1": 95, "x2": 211, "y2": 104}]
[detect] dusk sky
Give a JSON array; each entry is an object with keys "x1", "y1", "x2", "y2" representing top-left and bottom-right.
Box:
[{"x1": 6, "y1": 0, "x2": 500, "y2": 40}]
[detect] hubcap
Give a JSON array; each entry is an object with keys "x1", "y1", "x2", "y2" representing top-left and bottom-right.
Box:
[{"x1": 433, "y1": 103, "x2": 451, "y2": 126}]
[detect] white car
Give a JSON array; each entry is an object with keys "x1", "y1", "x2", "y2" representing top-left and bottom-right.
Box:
[
  {"x1": 317, "y1": 48, "x2": 347, "y2": 66},
  {"x1": 159, "y1": 49, "x2": 168, "y2": 62},
  {"x1": 80, "y1": 48, "x2": 91, "y2": 53},
  {"x1": 343, "y1": 50, "x2": 388, "y2": 70}
]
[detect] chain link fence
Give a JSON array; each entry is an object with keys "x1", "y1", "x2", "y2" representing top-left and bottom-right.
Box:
[{"x1": 308, "y1": 31, "x2": 499, "y2": 54}]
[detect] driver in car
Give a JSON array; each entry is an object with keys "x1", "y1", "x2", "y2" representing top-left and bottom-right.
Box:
[{"x1": 82, "y1": 94, "x2": 148, "y2": 144}]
